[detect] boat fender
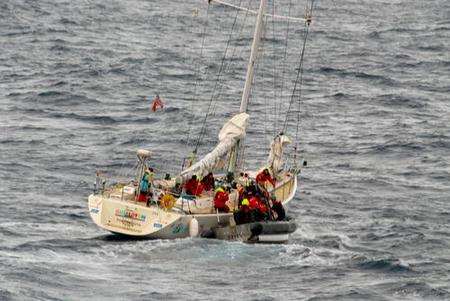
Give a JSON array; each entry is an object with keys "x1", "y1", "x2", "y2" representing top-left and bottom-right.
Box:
[{"x1": 189, "y1": 218, "x2": 199, "y2": 237}]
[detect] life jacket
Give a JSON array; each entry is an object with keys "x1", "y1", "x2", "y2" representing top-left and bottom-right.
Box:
[
  {"x1": 258, "y1": 202, "x2": 268, "y2": 213},
  {"x1": 151, "y1": 97, "x2": 164, "y2": 112},
  {"x1": 201, "y1": 174, "x2": 215, "y2": 191},
  {"x1": 256, "y1": 170, "x2": 275, "y2": 187},
  {"x1": 195, "y1": 182, "x2": 204, "y2": 196},
  {"x1": 214, "y1": 191, "x2": 229, "y2": 209},
  {"x1": 248, "y1": 197, "x2": 260, "y2": 210},
  {"x1": 240, "y1": 204, "x2": 250, "y2": 213}
]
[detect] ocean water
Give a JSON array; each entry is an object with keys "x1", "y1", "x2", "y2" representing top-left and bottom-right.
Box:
[{"x1": 1, "y1": 0, "x2": 449, "y2": 300}]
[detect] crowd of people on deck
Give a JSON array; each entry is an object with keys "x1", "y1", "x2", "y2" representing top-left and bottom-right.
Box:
[
  {"x1": 181, "y1": 168, "x2": 286, "y2": 224},
  {"x1": 135, "y1": 165, "x2": 286, "y2": 224}
]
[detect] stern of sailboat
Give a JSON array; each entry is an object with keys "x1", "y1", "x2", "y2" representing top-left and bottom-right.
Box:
[{"x1": 88, "y1": 194, "x2": 187, "y2": 238}]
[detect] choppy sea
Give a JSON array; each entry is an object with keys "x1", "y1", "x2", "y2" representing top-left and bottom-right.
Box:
[{"x1": 1, "y1": 0, "x2": 449, "y2": 300}]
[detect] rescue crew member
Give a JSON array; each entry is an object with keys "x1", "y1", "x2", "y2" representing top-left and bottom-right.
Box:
[
  {"x1": 248, "y1": 195, "x2": 269, "y2": 221},
  {"x1": 213, "y1": 186, "x2": 230, "y2": 213},
  {"x1": 201, "y1": 172, "x2": 215, "y2": 192},
  {"x1": 138, "y1": 170, "x2": 151, "y2": 203},
  {"x1": 256, "y1": 168, "x2": 276, "y2": 189},
  {"x1": 271, "y1": 198, "x2": 286, "y2": 221},
  {"x1": 148, "y1": 167, "x2": 155, "y2": 186},
  {"x1": 184, "y1": 175, "x2": 200, "y2": 196},
  {"x1": 234, "y1": 198, "x2": 250, "y2": 225}
]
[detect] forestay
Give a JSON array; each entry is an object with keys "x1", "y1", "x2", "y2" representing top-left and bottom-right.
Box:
[{"x1": 179, "y1": 113, "x2": 249, "y2": 182}]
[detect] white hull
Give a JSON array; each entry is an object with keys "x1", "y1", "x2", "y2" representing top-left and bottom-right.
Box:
[{"x1": 88, "y1": 175, "x2": 298, "y2": 239}]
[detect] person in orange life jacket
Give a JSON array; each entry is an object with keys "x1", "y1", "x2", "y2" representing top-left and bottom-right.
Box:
[
  {"x1": 256, "y1": 168, "x2": 276, "y2": 188},
  {"x1": 201, "y1": 172, "x2": 215, "y2": 192},
  {"x1": 151, "y1": 94, "x2": 164, "y2": 112},
  {"x1": 184, "y1": 175, "x2": 200, "y2": 196},
  {"x1": 213, "y1": 187, "x2": 230, "y2": 213}
]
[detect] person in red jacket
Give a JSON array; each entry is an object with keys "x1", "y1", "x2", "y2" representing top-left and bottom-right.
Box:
[
  {"x1": 151, "y1": 94, "x2": 164, "y2": 112},
  {"x1": 201, "y1": 172, "x2": 215, "y2": 192},
  {"x1": 184, "y1": 175, "x2": 200, "y2": 196},
  {"x1": 248, "y1": 195, "x2": 270, "y2": 221},
  {"x1": 256, "y1": 168, "x2": 275, "y2": 189},
  {"x1": 213, "y1": 187, "x2": 229, "y2": 213},
  {"x1": 248, "y1": 196, "x2": 261, "y2": 211}
]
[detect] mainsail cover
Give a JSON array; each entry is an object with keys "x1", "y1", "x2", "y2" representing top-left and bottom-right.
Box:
[
  {"x1": 179, "y1": 113, "x2": 249, "y2": 182},
  {"x1": 267, "y1": 133, "x2": 292, "y2": 176}
]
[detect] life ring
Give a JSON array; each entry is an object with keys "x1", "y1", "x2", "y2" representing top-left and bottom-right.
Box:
[{"x1": 160, "y1": 194, "x2": 176, "y2": 210}]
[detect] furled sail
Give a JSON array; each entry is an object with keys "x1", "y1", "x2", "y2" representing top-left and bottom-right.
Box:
[
  {"x1": 267, "y1": 133, "x2": 292, "y2": 176},
  {"x1": 179, "y1": 113, "x2": 249, "y2": 182}
]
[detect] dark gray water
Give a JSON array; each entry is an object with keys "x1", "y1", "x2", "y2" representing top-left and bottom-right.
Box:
[{"x1": 1, "y1": 0, "x2": 449, "y2": 300}]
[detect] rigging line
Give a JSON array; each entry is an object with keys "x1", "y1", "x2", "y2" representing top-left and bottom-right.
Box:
[
  {"x1": 281, "y1": 3, "x2": 313, "y2": 135},
  {"x1": 213, "y1": 0, "x2": 253, "y2": 105},
  {"x1": 271, "y1": 0, "x2": 278, "y2": 137},
  {"x1": 294, "y1": 0, "x2": 315, "y2": 154},
  {"x1": 261, "y1": 15, "x2": 268, "y2": 154},
  {"x1": 194, "y1": 0, "x2": 245, "y2": 152},
  {"x1": 204, "y1": 0, "x2": 250, "y2": 119},
  {"x1": 278, "y1": 0, "x2": 292, "y2": 132},
  {"x1": 207, "y1": 0, "x2": 307, "y2": 23},
  {"x1": 185, "y1": 4, "x2": 211, "y2": 149}
]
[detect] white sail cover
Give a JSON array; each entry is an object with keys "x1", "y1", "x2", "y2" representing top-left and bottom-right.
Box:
[
  {"x1": 267, "y1": 134, "x2": 292, "y2": 175},
  {"x1": 179, "y1": 113, "x2": 249, "y2": 182}
]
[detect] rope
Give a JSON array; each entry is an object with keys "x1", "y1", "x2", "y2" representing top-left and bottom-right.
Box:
[
  {"x1": 194, "y1": 0, "x2": 244, "y2": 153},
  {"x1": 262, "y1": 16, "x2": 268, "y2": 154},
  {"x1": 212, "y1": 0, "x2": 253, "y2": 111},
  {"x1": 278, "y1": 0, "x2": 292, "y2": 133},
  {"x1": 271, "y1": 0, "x2": 278, "y2": 137},
  {"x1": 282, "y1": 0, "x2": 314, "y2": 135},
  {"x1": 185, "y1": 4, "x2": 211, "y2": 149},
  {"x1": 293, "y1": 1, "x2": 315, "y2": 165}
]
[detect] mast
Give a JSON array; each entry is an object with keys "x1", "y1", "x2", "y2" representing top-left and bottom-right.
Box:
[
  {"x1": 240, "y1": 0, "x2": 267, "y2": 113},
  {"x1": 228, "y1": 0, "x2": 266, "y2": 175}
]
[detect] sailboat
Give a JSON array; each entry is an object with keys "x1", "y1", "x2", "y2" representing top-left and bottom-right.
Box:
[{"x1": 88, "y1": 0, "x2": 313, "y2": 241}]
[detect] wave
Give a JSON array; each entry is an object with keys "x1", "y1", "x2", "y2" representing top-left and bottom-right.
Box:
[
  {"x1": 59, "y1": 18, "x2": 78, "y2": 25},
  {"x1": 49, "y1": 44, "x2": 71, "y2": 52},
  {"x1": 49, "y1": 112, "x2": 118, "y2": 125},
  {"x1": 0, "y1": 289, "x2": 13, "y2": 301},
  {"x1": 388, "y1": 282, "x2": 450, "y2": 299},
  {"x1": 353, "y1": 255, "x2": 413, "y2": 273},
  {"x1": 306, "y1": 290, "x2": 376, "y2": 301},
  {"x1": 10, "y1": 238, "x2": 99, "y2": 253},
  {"x1": 31, "y1": 91, "x2": 101, "y2": 106},
  {"x1": 361, "y1": 140, "x2": 425, "y2": 154},
  {"x1": 374, "y1": 94, "x2": 427, "y2": 108},
  {"x1": 318, "y1": 67, "x2": 395, "y2": 86}
]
